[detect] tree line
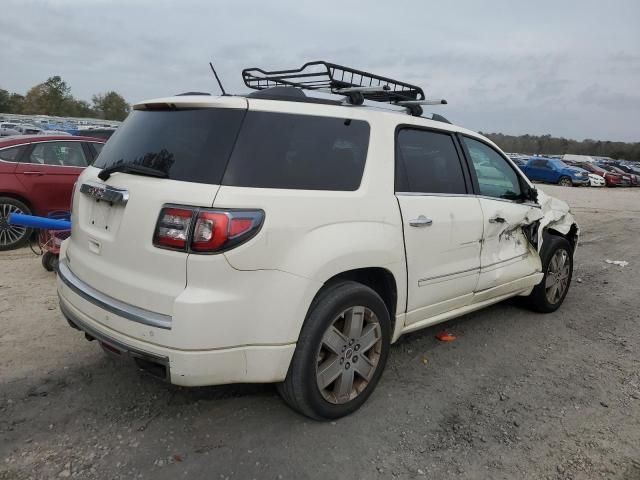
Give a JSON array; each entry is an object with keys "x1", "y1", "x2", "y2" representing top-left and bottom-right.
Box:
[
  {"x1": 482, "y1": 132, "x2": 640, "y2": 162},
  {"x1": 0, "y1": 76, "x2": 130, "y2": 121},
  {"x1": 2, "y1": 77, "x2": 638, "y2": 159}
]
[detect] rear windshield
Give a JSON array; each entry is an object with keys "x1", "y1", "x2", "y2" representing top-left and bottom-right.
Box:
[
  {"x1": 94, "y1": 109, "x2": 245, "y2": 184},
  {"x1": 94, "y1": 108, "x2": 370, "y2": 190},
  {"x1": 223, "y1": 112, "x2": 370, "y2": 191}
]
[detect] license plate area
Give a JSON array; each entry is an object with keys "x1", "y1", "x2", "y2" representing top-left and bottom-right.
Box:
[
  {"x1": 80, "y1": 181, "x2": 129, "y2": 236},
  {"x1": 87, "y1": 198, "x2": 124, "y2": 236}
]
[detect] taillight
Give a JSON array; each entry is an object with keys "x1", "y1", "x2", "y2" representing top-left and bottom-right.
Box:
[
  {"x1": 154, "y1": 207, "x2": 194, "y2": 249},
  {"x1": 154, "y1": 206, "x2": 264, "y2": 253}
]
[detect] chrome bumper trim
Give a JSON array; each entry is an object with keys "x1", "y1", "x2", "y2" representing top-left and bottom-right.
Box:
[{"x1": 57, "y1": 259, "x2": 172, "y2": 330}]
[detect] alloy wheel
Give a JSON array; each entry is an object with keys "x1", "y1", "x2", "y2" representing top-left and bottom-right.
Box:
[
  {"x1": 316, "y1": 306, "x2": 383, "y2": 404},
  {"x1": 545, "y1": 249, "x2": 570, "y2": 304},
  {"x1": 559, "y1": 177, "x2": 572, "y2": 187},
  {"x1": 0, "y1": 202, "x2": 27, "y2": 248}
]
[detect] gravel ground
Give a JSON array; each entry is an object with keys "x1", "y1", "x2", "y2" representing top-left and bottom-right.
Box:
[{"x1": 1, "y1": 185, "x2": 639, "y2": 480}]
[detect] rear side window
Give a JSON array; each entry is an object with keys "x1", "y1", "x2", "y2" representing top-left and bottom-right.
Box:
[
  {"x1": 222, "y1": 112, "x2": 369, "y2": 191},
  {"x1": 0, "y1": 146, "x2": 24, "y2": 163},
  {"x1": 28, "y1": 142, "x2": 89, "y2": 167},
  {"x1": 94, "y1": 109, "x2": 245, "y2": 184},
  {"x1": 395, "y1": 128, "x2": 467, "y2": 194}
]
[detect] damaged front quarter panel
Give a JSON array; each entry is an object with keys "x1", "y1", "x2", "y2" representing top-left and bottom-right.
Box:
[
  {"x1": 494, "y1": 189, "x2": 579, "y2": 254},
  {"x1": 534, "y1": 189, "x2": 580, "y2": 253}
]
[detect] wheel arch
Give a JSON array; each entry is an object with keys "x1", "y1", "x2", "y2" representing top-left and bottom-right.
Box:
[
  {"x1": 320, "y1": 267, "x2": 399, "y2": 334},
  {"x1": 544, "y1": 222, "x2": 579, "y2": 252},
  {"x1": 0, "y1": 192, "x2": 33, "y2": 212}
]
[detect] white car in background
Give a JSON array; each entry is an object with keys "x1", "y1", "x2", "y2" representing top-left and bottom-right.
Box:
[
  {"x1": 587, "y1": 173, "x2": 606, "y2": 187},
  {"x1": 14, "y1": 124, "x2": 43, "y2": 135},
  {"x1": 0, "y1": 123, "x2": 20, "y2": 136},
  {"x1": 56, "y1": 61, "x2": 579, "y2": 420}
]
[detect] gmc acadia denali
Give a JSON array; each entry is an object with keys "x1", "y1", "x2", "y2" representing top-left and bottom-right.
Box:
[{"x1": 57, "y1": 62, "x2": 578, "y2": 419}]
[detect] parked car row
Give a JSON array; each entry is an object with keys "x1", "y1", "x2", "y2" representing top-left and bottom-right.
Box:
[
  {"x1": 0, "y1": 135, "x2": 106, "y2": 250},
  {"x1": 512, "y1": 155, "x2": 639, "y2": 188},
  {"x1": 0, "y1": 114, "x2": 119, "y2": 138}
]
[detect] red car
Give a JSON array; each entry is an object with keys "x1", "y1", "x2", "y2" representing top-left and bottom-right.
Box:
[
  {"x1": 565, "y1": 161, "x2": 629, "y2": 187},
  {"x1": 0, "y1": 135, "x2": 105, "y2": 250},
  {"x1": 603, "y1": 164, "x2": 640, "y2": 186},
  {"x1": 597, "y1": 164, "x2": 636, "y2": 187}
]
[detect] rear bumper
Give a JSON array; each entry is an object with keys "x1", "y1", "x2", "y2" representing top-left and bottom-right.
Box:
[
  {"x1": 58, "y1": 260, "x2": 172, "y2": 330},
  {"x1": 55, "y1": 256, "x2": 317, "y2": 386},
  {"x1": 60, "y1": 299, "x2": 171, "y2": 381},
  {"x1": 58, "y1": 292, "x2": 296, "y2": 386}
]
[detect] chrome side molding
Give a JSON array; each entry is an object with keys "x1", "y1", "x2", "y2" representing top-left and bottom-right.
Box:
[{"x1": 80, "y1": 181, "x2": 129, "y2": 205}]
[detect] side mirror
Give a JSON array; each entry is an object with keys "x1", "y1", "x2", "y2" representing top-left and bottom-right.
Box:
[{"x1": 527, "y1": 186, "x2": 539, "y2": 203}]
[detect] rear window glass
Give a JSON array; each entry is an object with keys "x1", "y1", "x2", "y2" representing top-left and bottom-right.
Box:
[
  {"x1": 222, "y1": 112, "x2": 369, "y2": 191},
  {"x1": 93, "y1": 109, "x2": 245, "y2": 184}
]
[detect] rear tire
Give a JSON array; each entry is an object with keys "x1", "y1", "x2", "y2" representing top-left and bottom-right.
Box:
[
  {"x1": 0, "y1": 197, "x2": 32, "y2": 251},
  {"x1": 526, "y1": 234, "x2": 573, "y2": 313},
  {"x1": 558, "y1": 176, "x2": 573, "y2": 187},
  {"x1": 278, "y1": 281, "x2": 391, "y2": 420}
]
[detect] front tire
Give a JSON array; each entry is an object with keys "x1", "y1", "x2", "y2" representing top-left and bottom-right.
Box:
[
  {"x1": 278, "y1": 281, "x2": 391, "y2": 420},
  {"x1": 0, "y1": 197, "x2": 32, "y2": 251},
  {"x1": 527, "y1": 234, "x2": 573, "y2": 313},
  {"x1": 558, "y1": 176, "x2": 573, "y2": 187}
]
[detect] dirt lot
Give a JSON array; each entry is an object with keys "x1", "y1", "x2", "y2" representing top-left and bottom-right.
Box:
[{"x1": 1, "y1": 185, "x2": 639, "y2": 480}]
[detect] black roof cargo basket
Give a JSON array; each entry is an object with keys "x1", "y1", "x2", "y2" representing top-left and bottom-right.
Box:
[{"x1": 242, "y1": 61, "x2": 438, "y2": 114}]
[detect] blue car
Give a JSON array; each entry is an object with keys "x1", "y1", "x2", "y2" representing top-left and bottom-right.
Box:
[{"x1": 521, "y1": 157, "x2": 590, "y2": 187}]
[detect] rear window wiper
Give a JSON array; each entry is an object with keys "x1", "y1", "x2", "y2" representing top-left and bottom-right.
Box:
[{"x1": 98, "y1": 163, "x2": 168, "y2": 181}]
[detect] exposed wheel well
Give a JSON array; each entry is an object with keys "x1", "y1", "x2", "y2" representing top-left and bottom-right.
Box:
[
  {"x1": 546, "y1": 223, "x2": 579, "y2": 252},
  {"x1": 325, "y1": 268, "x2": 398, "y2": 328}
]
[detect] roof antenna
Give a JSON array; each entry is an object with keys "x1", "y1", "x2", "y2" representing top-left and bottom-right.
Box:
[{"x1": 209, "y1": 61, "x2": 227, "y2": 96}]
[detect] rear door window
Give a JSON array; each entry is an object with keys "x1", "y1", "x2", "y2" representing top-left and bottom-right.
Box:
[
  {"x1": 94, "y1": 109, "x2": 246, "y2": 184},
  {"x1": 28, "y1": 142, "x2": 89, "y2": 167},
  {"x1": 0, "y1": 146, "x2": 24, "y2": 162},
  {"x1": 395, "y1": 128, "x2": 467, "y2": 194},
  {"x1": 222, "y1": 112, "x2": 369, "y2": 191}
]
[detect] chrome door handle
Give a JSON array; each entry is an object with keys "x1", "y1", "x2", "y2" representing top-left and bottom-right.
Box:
[
  {"x1": 409, "y1": 215, "x2": 433, "y2": 227},
  {"x1": 23, "y1": 171, "x2": 45, "y2": 176},
  {"x1": 489, "y1": 216, "x2": 506, "y2": 224}
]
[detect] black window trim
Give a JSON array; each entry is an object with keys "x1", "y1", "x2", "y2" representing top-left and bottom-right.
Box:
[
  {"x1": 394, "y1": 123, "x2": 473, "y2": 195},
  {"x1": 456, "y1": 133, "x2": 537, "y2": 206},
  {"x1": 81, "y1": 142, "x2": 95, "y2": 165}
]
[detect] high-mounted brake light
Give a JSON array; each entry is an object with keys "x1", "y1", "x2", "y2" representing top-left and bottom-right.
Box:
[{"x1": 154, "y1": 206, "x2": 264, "y2": 253}]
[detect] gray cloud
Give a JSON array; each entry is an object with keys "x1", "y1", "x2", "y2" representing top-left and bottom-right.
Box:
[{"x1": 1, "y1": 0, "x2": 639, "y2": 141}]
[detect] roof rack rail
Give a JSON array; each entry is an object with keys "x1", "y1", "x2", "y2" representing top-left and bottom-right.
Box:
[{"x1": 242, "y1": 61, "x2": 437, "y2": 115}]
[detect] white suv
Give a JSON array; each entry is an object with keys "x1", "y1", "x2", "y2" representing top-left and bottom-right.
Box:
[{"x1": 57, "y1": 62, "x2": 578, "y2": 419}]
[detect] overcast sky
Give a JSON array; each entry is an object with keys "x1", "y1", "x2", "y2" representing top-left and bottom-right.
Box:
[{"x1": 1, "y1": 0, "x2": 639, "y2": 141}]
